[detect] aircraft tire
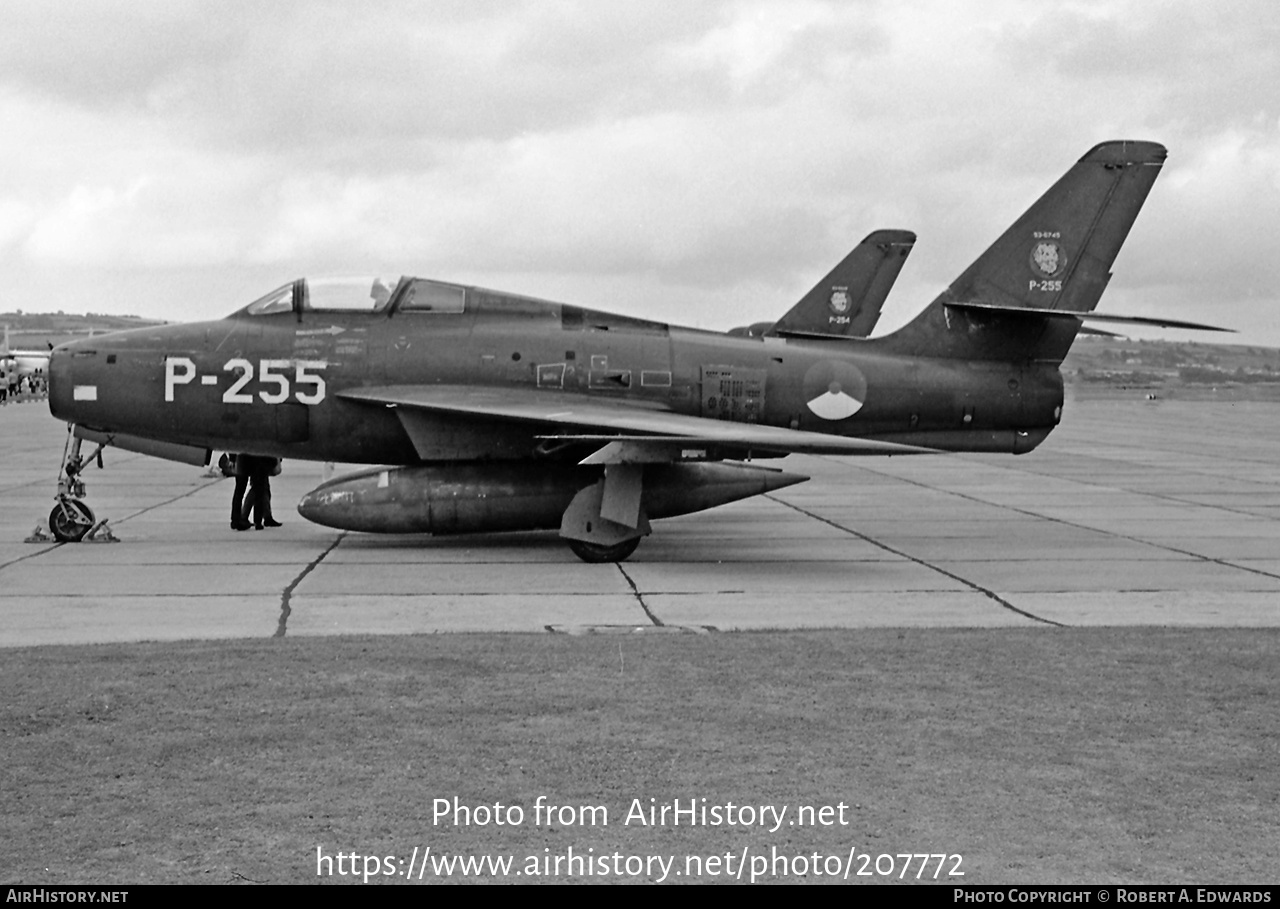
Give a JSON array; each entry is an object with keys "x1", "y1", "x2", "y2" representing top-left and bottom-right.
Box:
[
  {"x1": 567, "y1": 537, "x2": 641, "y2": 563},
  {"x1": 49, "y1": 500, "x2": 95, "y2": 543}
]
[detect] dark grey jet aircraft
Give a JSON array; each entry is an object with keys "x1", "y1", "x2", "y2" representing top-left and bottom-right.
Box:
[{"x1": 46, "y1": 141, "x2": 1227, "y2": 560}]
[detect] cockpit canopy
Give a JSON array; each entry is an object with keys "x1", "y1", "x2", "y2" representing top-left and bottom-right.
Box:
[{"x1": 240, "y1": 275, "x2": 468, "y2": 317}]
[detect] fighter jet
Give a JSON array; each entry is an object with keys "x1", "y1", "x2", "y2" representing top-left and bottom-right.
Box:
[
  {"x1": 45, "y1": 141, "x2": 1229, "y2": 560},
  {"x1": 727, "y1": 229, "x2": 916, "y2": 339}
]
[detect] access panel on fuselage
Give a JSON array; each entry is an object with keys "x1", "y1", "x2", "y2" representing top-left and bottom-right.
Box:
[{"x1": 700, "y1": 365, "x2": 767, "y2": 423}]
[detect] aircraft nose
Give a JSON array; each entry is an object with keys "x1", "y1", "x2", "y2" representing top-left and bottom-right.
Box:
[
  {"x1": 47, "y1": 340, "x2": 100, "y2": 422},
  {"x1": 47, "y1": 345, "x2": 74, "y2": 420}
]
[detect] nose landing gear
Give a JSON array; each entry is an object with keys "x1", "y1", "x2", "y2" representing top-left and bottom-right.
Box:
[{"x1": 48, "y1": 427, "x2": 105, "y2": 543}]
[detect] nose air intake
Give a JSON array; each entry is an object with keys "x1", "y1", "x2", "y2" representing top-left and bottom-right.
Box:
[{"x1": 47, "y1": 344, "x2": 85, "y2": 424}]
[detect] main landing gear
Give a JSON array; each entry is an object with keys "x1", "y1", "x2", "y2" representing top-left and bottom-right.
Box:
[
  {"x1": 560, "y1": 466, "x2": 649, "y2": 563},
  {"x1": 48, "y1": 427, "x2": 106, "y2": 543},
  {"x1": 566, "y1": 537, "x2": 642, "y2": 564}
]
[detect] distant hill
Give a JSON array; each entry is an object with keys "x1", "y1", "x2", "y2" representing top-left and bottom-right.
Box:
[
  {"x1": 2, "y1": 311, "x2": 168, "y2": 351},
  {"x1": 1063, "y1": 336, "x2": 1280, "y2": 400}
]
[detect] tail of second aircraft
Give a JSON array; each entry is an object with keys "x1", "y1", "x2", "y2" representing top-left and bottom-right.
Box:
[
  {"x1": 728, "y1": 229, "x2": 915, "y2": 340},
  {"x1": 769, "y1": 229, "x2": 915, "y2": 339},
  {"x1": 876, "y1": 140, "x2": 1169, "y2": 364}
]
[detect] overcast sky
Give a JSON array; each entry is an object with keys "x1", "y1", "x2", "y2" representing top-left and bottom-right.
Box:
[{"x1": 2, "y1": 0, "x2": 1278, "y2": 345}]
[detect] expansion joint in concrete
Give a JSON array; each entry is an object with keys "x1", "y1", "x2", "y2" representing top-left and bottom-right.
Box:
[
  {"x1": 765, "y1": 494, "x2": 1065, "y2": 628},
  {"x1": 867, "y1": 465, "x2": 1280, "y2": 584}
]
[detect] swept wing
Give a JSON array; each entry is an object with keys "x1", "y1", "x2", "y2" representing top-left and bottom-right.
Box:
[{"x1": 337, "y1": 384, "x2": 933, "y2": 458}]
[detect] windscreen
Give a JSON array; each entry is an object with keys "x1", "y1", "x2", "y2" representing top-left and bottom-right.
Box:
[{"x1": 303, "y1": 276, "x2": 404, "y2": 312}]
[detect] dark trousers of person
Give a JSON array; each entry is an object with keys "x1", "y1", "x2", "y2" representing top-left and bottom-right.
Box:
[
  {"x1": 230, "y1": 473, "x2": 250, "y2": 528},
  {"x1": 243, "y1": 470, "x2": 273, "y2": 528}
]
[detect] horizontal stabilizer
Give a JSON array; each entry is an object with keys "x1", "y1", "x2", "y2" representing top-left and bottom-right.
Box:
[
  {"x1": 945, "y1": 301, "x2": 1233, "y2": 333},
  {"x1": 1077, "y1": 325, "x2": 1125, "y2": 339},
  {"x1": 771, "y1": 328, "x2": 871, "y2": 341}
]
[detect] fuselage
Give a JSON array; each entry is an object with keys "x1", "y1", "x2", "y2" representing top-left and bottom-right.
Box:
[{"x1": 48, "y1": 277, "x2": 1063, "y2": 463}]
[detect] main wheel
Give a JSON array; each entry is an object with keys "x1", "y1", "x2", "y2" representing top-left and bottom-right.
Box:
[
  {"x1": 567, "y1": 537, "x2": 641, "y2": 563},
  {"x1": 49, "y1": 499, "x2": 95, "y2": 543}
]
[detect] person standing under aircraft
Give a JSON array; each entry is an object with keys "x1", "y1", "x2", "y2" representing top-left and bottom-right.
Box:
[
  {"x1": 230, "y1": 454, "x2": 252, "y2": 531},
  {"x1": 241, "y1": 455, "x2": 283, "y2": 530}
]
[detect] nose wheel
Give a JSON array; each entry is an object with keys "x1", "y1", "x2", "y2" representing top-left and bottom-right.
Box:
[{"x1": 49, "y1": 498, "x2": 96, "y2": 542}]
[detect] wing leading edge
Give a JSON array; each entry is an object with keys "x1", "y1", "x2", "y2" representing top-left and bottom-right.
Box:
[{"x1": 338, "y1": 385, "x2": 934, "y2": 458}]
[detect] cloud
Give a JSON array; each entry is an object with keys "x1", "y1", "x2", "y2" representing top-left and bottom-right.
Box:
[
  {"x1": 1, "y1": 1, "x2": 736, "y2": 156},
  {"x1": 0, "y1": 198, "x2": 36, "y2": 249},
  {"x1": 1122, "y1": 124, "x2": 1280, "y2": 298},
  {"x1": 0, "y1": 0, "x2": 1277, "y2": 343},
  {"x1": 996, "y1": 1, "x2": 1280, "y2": 135}
]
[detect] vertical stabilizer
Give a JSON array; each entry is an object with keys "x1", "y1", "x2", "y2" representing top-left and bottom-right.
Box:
[
  {"x1": 877, "y1": 141, "x2": 1166, "y2": 363},
  {"x1": 768, "y1": 229, "x2": 915, "y2": 338}
]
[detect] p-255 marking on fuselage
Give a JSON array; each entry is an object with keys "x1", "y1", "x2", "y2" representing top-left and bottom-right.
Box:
[{"x1": 164, "y1": 356, "x2": 328, "y2": 405}]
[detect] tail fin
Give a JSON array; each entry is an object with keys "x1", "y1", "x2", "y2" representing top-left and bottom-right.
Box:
[
  {"x1": 877, "y1": 141, "x2": 1167, "y2": 363},
  {"x1": 767, "y1": 229, "x2": 915, "y2": 339}
]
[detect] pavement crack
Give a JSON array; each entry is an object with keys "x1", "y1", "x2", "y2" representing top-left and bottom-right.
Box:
[
  {"x1": 616, "y1": 564, "x2": 663, "y2": 626},
  {"x1": 0, "y1": 544, "x2": 63, "y2": 573},
  {"x1": 766, "y1": 494, "x2": 1065, "y2": 628},
  {"x1": 276, "y1": 532, "x2": 346, "y2": 638}
]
